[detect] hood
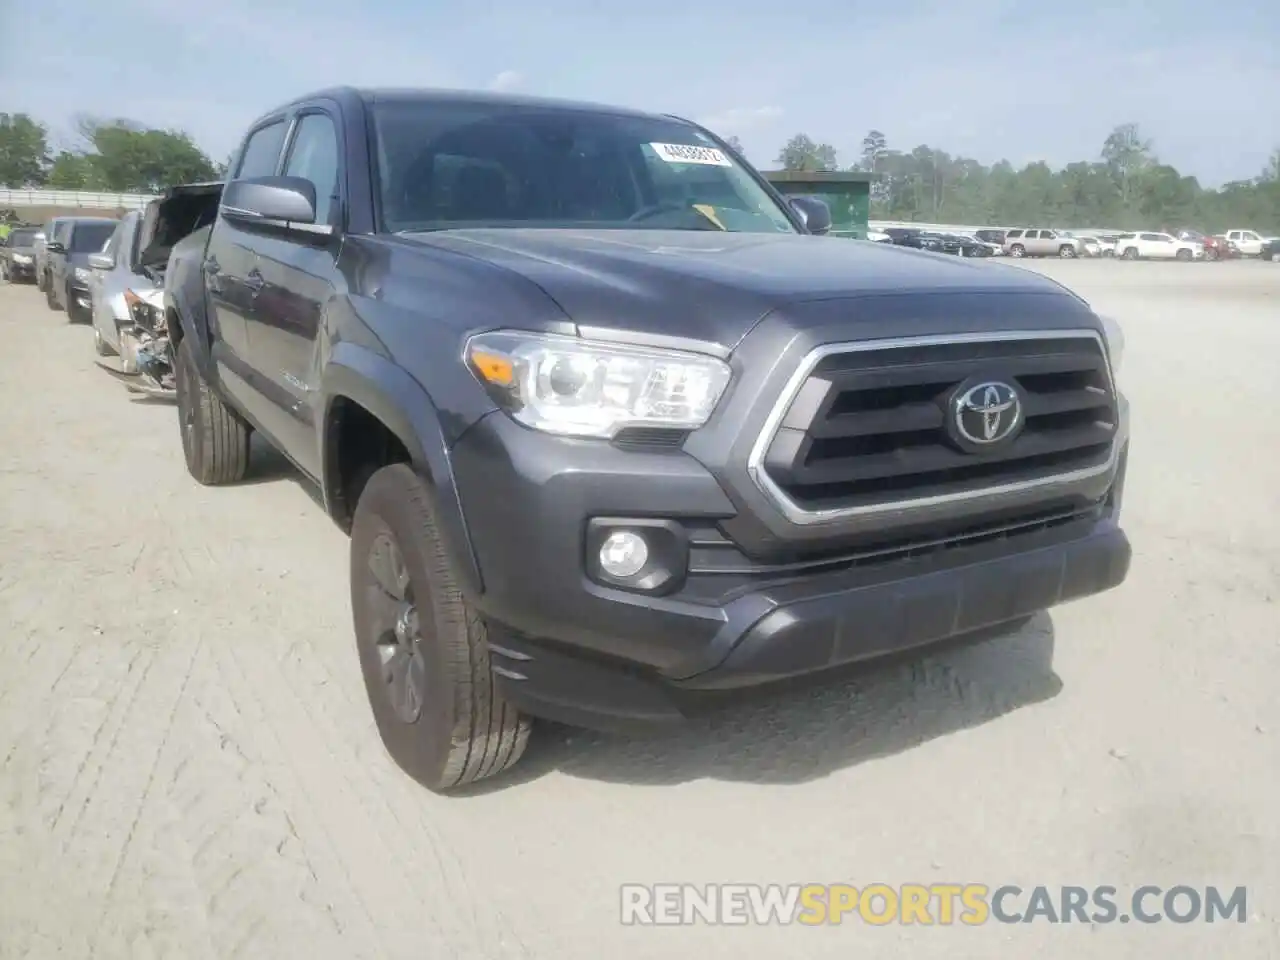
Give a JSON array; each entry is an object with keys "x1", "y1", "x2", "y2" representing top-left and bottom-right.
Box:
[{"x1": 402, "y1": 228, "x2": 1069, "y2": 346}]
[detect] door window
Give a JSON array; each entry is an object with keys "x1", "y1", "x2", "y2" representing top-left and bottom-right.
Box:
[
  {"x1": 235, "y1": 121, "x2": 288, "y2": 180},
  {"x1": 282, "y1": 113, "x2": 341, "y2": 226}
]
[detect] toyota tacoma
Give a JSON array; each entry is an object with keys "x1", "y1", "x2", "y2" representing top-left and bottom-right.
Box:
[{"x1": 162, "y1": 87, "x2": 1131, "y2": 791}]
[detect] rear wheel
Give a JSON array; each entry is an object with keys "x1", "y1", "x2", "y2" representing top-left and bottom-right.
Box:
[
  {"x1": 1058, "y1": 244, "x2": 1076, "y2": 258},
  {"x1": 174, "y1": 336, "x2": 250, "y2": 485},
  {"x1": 45, "y1": 277, "x2": 61, "y2": 311},
  {"x1": 35, "y1": 268, "x2": 46, "y2": 292},
  {"x1": 351, "y1": 463, "x2": 531, "y2": 792},
  {"x1": 1122, "y1": 247, "x2": 1139, "y2": 261}
]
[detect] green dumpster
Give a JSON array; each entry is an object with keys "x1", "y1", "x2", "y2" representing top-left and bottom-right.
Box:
[{"x1": 763, "y1": 170, "x2": 874, "y2": 240}]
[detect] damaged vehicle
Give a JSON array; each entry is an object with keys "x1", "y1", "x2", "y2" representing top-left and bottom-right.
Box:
[
  {"x1": 88, "y1": 183, "x2": 222, "y2": 396},
  {"x1": 158, "y1": 88, "x2": 1131, "y2": 793}
]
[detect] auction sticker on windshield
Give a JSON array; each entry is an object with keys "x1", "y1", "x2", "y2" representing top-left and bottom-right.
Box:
[{"x1": 650, "y1": 143, "x2": 731, "y2": 166}]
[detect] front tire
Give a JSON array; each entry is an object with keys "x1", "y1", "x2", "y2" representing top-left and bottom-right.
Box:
[
  {"x1": 1009, "y1": 244, "x2": 1025, "y2": 258},
  {"x1": 174, "y1": 336, "x2": 250, "y2": 485},
  {"x1": 351, "y1": 463, "x2": 531, "y2": 792},
  {"x1": 1175, "y1": 249, "x2": 1192, "y2": 262}
]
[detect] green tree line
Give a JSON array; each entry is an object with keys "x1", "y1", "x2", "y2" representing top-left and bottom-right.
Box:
[
  {"x1": 775, "y1": 124, "x2": 1280, "y2": 232},
  {"x1": 0, "y1": 112, "x2": 221, "y2": 194}
]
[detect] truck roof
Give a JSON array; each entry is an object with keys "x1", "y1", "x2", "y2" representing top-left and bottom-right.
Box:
[{"x1": 250, "y1": 86, "x2": 671, "y2": 131}]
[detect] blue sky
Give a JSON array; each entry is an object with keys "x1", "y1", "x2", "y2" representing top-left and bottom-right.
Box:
[{"x1": 3, "y1": 0, "x2": 1277, "y2": 186}]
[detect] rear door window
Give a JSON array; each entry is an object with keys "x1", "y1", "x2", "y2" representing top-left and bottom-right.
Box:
[{"x1": 235, "y1": 121, "x2": 288, "y2": 180}]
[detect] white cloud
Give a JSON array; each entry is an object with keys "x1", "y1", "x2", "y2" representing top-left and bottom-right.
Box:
[
  {"x1": 487, "y1": 70, "x2": 525, "y2": 93},
  {"x1": 695, "y1": 106, "x2": 784, "y2": 137}
]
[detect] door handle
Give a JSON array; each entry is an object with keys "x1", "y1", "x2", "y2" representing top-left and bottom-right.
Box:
[{"x1": 202, "y1": 257, "x2": 220, "y2": 276}]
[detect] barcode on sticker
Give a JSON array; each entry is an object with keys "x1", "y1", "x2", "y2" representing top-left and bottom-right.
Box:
[{"x1": 650, "y1": 143, "x2": 731, "y2": 166}]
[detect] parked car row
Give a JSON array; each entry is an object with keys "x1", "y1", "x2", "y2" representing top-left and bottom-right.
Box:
[{"x1": 864, "y1": 224, "x2": 1280, "y2": 262}]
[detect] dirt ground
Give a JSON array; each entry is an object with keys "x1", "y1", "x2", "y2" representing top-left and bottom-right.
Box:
[{"x1": 1, "y1": 259, "x2": 1277, "y2": 959}]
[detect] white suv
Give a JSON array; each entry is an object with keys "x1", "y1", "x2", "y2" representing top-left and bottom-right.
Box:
[{"x1": 1113, "y1": 232, "x2": 1203, "y2": 261}]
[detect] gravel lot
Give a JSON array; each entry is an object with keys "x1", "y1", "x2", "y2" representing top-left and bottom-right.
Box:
[{"x1": 1, "y1": 259, "x2": 1277, "y2": 959}]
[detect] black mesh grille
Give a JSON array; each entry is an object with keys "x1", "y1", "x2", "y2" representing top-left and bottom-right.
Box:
[{"x1": 762, "y1": 335, "x2": 1117, "y2": 510}]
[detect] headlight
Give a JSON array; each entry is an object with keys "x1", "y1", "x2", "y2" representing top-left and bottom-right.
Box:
[
  {"x1": 74, "y1": 267, "x2": 90, "y2": 281},
  {"x1": 12, "y1": 253, "x2": 31, "y2": 264},
  {"x1": 465, "y1": 330, "x2": 732, "y2": 438},
  {"x1": 1099, "y1": 314, "x2": 1124, "y2": 379}
]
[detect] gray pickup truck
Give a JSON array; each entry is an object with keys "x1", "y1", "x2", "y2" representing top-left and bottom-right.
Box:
[{"x1": 160, "y1": 87, "x2": 1132, "y2": 792}]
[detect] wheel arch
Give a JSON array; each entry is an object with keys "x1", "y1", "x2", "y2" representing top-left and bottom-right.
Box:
[{"x1": 321, "y1": 342, "x2": 484, "y2": 597}]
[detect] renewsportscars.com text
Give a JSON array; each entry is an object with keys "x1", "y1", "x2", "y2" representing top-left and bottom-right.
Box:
[{"x1": 619, "y1": 883, "x2": 1248, "y2": 926}]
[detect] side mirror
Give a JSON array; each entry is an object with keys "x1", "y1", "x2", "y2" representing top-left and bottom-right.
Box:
[
  {"x1": 88, "y1": 252, "x2": 114, "y2": 271},
  {"x1": 220, "y1": 176, "x2": 332, "y2": 240},
  {"x1": 45, "y1": 241, "x2": 66, "y2": 255},
  {"x1": 789, "y1": 196, "x2": 832, "y2": 236}
]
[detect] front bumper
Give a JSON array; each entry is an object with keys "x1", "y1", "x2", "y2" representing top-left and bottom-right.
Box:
[
  {"x1": 451, "y1": 411, "x2": 1131, "y2": 731},
  {"x1": 5, "y1": 258, "x2": 36, "y2": 279}
]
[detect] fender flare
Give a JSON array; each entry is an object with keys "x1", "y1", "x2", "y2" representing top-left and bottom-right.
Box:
[
  {"x1": 321, "y1": 342, "x2": 484, "y2": 597},
  {"x1": 165, "y1": 284, "x2": 215, "y2": 379}
]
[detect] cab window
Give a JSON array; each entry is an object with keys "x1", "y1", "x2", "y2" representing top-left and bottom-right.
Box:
[
  {"x1": 282, "y1": 113, "x2": 342, "y2": 226},
  {"x1": 235, "y1": 121, "x2": 288, "y2": 180}
]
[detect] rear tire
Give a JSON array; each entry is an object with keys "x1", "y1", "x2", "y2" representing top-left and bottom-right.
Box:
[
  {"x1": 351, "y1": 463, "x2": 531, "y2": 792},
  {"x1": 45, "y1": 277, "x2": 61, "y2": 311},
  {"x1": 174, "y1": 336, "x2": 250, "y2": 485},
  {"x1": 36, "y1": 268, "x2": 46, "y2": 292},
  {"x1": 1058, "y1": 244, "x2": 1076, "y2": 258},
  {"x1": 1122, "y1": 247, "x2": 1139, "y2": 261}
]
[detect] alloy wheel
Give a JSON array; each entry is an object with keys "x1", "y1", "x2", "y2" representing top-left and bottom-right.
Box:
[{"x1": 365, "y1": 532, "x2": 427, "y2": 724}]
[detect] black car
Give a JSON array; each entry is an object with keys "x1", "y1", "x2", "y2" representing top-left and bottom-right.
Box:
[
  {"x1": 43, "y1": 217, "x2": 118, "y2": 321},
  {"x1": 0, "y1": 226, "x2": 42, "y2": 282},
  {"x1": 927, "y1": 232, "x2": 994, "y2": 258},
  {"x1": 1261, "y1": 237, "x2": 1280, "y2": 262},
  {"x1": 159, "y1": 87, "x2": 1130, "y2": 791},
  {"x1": 974, "y1": 228, "x2": 1006, "y2": 246},
  {"x1": 883, "y1": 227, "x2": 944, "y2": 251}
]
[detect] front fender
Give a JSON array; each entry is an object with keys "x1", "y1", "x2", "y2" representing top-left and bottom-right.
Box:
[{"x1": 321, "y1": 341, "x2": 484, "y2": 597}]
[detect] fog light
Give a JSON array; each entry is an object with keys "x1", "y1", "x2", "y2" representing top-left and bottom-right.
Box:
[{"x1": 599, "y1": 531, "x2": 648, "y2": 579}]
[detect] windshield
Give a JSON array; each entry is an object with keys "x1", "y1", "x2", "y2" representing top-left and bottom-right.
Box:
[
  {"x1": 69, "y1": 222, "x2": 117, "y2": 253},
  {"x1": 8, "y1": 228, "x2": 38, "y2": 247},
  {"x1": 372, "y1": 100, "x2": 798, "y2": 235}
]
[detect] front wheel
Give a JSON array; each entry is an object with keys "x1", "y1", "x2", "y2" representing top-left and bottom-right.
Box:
[
  {"x1": 1009, "y1": 244, "x2": 1025, "y2": 258},
  {"x1": 1175, "y1": 249, "x2": 1192, "y2": 262},
  {"x1": 174, "y1": 336, "x2": 251, "y2": 485},
  {"x1": 1058, "y1": 245, "x2": 1076, "y2": 259},
  {"x1": 351, "y1": 463, "x2": 531, "y2": 792}
]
